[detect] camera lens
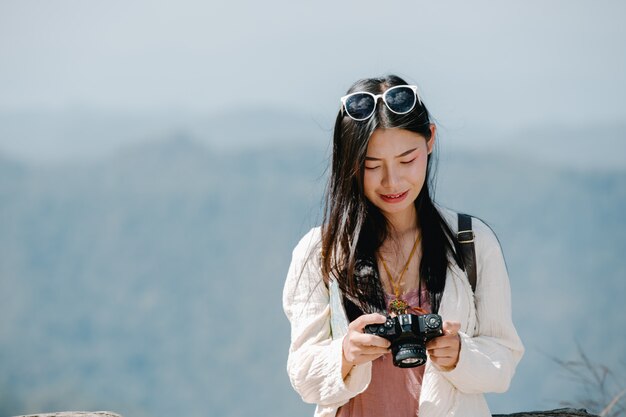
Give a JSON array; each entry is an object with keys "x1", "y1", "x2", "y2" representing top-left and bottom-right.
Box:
[{"x1": 392, "y1": 343, "x2": 427, "y2": 368}]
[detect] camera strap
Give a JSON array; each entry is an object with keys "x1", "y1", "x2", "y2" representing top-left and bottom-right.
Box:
[{"x1": 457, "y1": 213, "x2": 477, "y2": 293}]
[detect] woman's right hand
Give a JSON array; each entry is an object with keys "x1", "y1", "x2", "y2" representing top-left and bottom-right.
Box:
[{"x1": 341, "y1": 313, "x2": 391, "y2": 378}]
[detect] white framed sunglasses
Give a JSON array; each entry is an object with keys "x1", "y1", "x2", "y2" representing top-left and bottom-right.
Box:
[{"x1": 340, "y1": 85, "x2": 422, "y2": 121}]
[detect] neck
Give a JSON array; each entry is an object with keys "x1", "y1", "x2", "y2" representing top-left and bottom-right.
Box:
[{"x1": 385, "y1": 205, "x2": 418, "y2": 238}]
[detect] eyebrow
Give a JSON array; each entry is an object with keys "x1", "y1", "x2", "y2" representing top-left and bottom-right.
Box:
[{"x1": 365, "y1": 147, "x2": 418, "y2": 161}]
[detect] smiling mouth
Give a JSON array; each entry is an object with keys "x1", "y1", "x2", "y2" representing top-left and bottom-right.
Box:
[{"x1": 380, "y1": 190, "x2": 409, "y2": 202}]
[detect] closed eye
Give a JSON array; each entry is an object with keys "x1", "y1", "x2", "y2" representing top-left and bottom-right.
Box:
[
  {"x1": 365, "y1": 165, "x2": 381, "y2": 170},
  {"x1": 401, "y1": 158, "x2": 417, "y2": 165}
]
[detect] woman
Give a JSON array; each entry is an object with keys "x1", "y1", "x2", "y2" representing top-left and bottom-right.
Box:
[{"x1": 282, "y1": 75, "x2": 524, "y2": 417}]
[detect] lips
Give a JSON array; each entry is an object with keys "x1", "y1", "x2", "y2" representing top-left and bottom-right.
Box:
[{"x1": 380, "y1": 190, "x2": 409, "y2": 203}]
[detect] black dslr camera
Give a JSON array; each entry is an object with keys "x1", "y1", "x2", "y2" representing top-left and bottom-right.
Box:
[{"x1": 364, "y1": 313, "x2": 444, "y2": 368}]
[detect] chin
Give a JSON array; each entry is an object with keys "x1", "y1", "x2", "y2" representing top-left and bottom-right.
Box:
[{"x1": 378, "y1": 200, "x2": 415, "y2": 215}]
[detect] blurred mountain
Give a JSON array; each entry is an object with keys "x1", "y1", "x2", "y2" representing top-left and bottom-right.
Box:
[
  {"x1": 451, "y1": 123, "x2": 626, "y2": 171},
  {"x1": 1, "y1": 106, "x2": 625, "y2": 171},
  {"x1": 0, "y1": 107, "x2": 326, "y2": 163},
  {"x1": 0, "y1": 135, "x2": 624, "y2": 417}
]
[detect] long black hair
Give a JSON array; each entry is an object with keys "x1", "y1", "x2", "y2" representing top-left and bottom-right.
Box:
[{"x1": 320, "y1": 74, "x2": 461, "y2": 314}]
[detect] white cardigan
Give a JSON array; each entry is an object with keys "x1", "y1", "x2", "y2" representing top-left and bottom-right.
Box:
[{"x1": 283, "y1": 209, "x2": 524, "y2": 417}]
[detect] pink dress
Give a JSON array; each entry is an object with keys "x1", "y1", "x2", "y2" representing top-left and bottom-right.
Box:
[{"x1": 336, "y1": 285, "x2": 431, "y2": 417}]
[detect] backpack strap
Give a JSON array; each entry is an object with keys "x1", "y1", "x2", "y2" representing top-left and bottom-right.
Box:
[{"x1": 457, "y1": 213, "x2": 477, "y2": 293}]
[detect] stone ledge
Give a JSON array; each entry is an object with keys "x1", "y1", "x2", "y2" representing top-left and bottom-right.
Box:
[
  {"x1": 493, "y1": 408, "x2": 598, "y2": 417},
  {"x1": 12, "y1": 412, "x2": 122, "y2": 417},
  {"x1": 12, "y1": 408, "x2": 598, "y2": 417}
]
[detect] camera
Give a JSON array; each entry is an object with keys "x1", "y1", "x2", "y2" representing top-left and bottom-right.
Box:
[{"x1": 364, "y1": 313, "x2": 444, "y2": 368}]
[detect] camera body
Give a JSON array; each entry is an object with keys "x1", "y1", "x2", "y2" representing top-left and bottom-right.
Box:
[{"x1": 364, "y1": 313, "x2": 444, "y2": 368}]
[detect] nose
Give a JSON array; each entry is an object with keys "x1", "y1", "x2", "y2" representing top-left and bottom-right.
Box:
[{"x1": 381, "y1": 165, "x2": 399, "y2": 188}]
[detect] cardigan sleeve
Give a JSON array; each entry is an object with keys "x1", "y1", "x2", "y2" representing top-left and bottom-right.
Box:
[
  {"x1": 282, "y1": 228, "x2": 371, "y2": 406},
  {"x1": 438, "y1": 219, "x2": 525, "y2": 394}
]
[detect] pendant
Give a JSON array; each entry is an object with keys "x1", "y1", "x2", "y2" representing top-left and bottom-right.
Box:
[{"x1": 389, "y1": 298, "x2": 409, "y2": 316}]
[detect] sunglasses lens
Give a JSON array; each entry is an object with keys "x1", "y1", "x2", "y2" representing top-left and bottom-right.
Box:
[
  {"x1": 344, "y1": 93, "x2": 375, "y2": 120},
  {"x1": 385, "y1": 86, "x2": 417, "y2": 114}
]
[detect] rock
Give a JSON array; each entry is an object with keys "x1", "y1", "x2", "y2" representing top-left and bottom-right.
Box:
[
  {"x1": 493, "y1": 408, "x2": 599, "y2": 417},
  {"x1": 11, "y1": 408, "x2": 598, "y2": 417},
  {"x1": 12, "y1": 412, "x2": 122, "y2": 417}
]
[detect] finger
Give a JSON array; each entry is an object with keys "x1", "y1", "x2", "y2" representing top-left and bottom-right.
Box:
[
  {"x1": 345, "y1": 343, "x2": 390, "y2": 360},
  {"x1": 346, "y1": 348, "x2": 389, "y2": 361},
  {"x1": 428, "y1": 346, "x2": 456, "y2": 358},
  {"x1": 430, "y1": 356, "x2": 456, "y2": 368},
  {"x1": 351, "y1": 332, "x2": 391, "y2": 349},
  {"x1": 359, "y1": 345, "x2": 391, "y2": 355},
  {"x1": 349, "y1": 313, "x2": 388, "y2": 331},
  {"x1": 426, "y1": 334, "x2": 458, "y2": 349},
  {"x1": 443, "y1": 321, "x2": 461, "y2": 336}
]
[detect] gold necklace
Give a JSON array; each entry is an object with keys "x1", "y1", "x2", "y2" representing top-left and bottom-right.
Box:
[{"x1": 380, "y1": 234, "x2": 421, "y2": 316}]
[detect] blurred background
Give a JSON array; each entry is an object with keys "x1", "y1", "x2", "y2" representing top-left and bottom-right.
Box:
[{"x1": 1, "y1": 1, "x2": 625, "y2": 416}]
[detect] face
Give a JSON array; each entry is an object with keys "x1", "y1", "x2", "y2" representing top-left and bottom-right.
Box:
[{"x1": 363, "y1": 126, "x2": 436, "y2": 220}]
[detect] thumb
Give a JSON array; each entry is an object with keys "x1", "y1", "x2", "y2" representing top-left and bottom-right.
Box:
[{"x1": 443, "y1": 321, "x2": 461, "y2": 336}]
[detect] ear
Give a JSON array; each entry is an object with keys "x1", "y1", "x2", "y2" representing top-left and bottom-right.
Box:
[{"x1": 427, "y1": 124, "x2": 436, "y2": 154}]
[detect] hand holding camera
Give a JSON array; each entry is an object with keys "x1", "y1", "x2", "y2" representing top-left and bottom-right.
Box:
[
  {"x1": 364, "y1": 313, "x2": 446, "y2": 368},
  {"x1": 342, "y1": 312, "x2": 460, "y2": 375},
  {"x1": 426, "y1": 320, "x2": 461, "y2": 371},
  {"x1": 341, "y1": 313, "x2": 391, "y2": 378}
]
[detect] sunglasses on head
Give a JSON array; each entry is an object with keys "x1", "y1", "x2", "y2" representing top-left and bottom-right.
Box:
[{"x1": 340, "y1": 85, "x2": 422, "y2": 121}]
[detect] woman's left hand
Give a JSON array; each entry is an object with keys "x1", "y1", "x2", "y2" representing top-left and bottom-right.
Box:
[{"x1": 426, "y1": 321, "x2": 461, "y2": 371}]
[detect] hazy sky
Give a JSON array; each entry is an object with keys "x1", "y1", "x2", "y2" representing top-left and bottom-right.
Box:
[{"x1": 1, "y1": 0, "x2": 625, "y2": 159}]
